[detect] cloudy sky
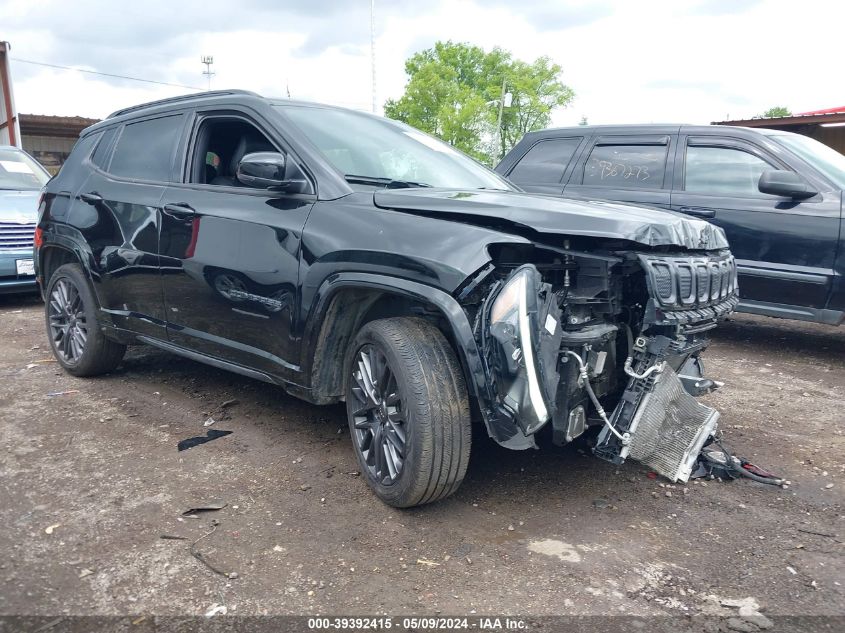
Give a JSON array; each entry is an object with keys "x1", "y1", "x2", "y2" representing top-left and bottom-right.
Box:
[{"x1": 2, "y1": 0, "x2": 841, "y2": 126}]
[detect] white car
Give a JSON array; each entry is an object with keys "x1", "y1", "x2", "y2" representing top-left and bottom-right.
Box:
[{"x1": 0, "y1": 145, "x2": 50, "y2": 293}]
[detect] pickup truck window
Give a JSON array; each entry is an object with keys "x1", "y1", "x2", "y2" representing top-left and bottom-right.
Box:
[
  {"x1": 770, "y1": 133, "x2": 845, "y2": 190},
  {"x1": 685, "y1": 146, "x2": 774, "y2": 195},
  {"x1": 509, "y1": 137, "x2": 581, "y2": 184},
  {"x1": 583, "y1": 144, "x2": 667, "y2": 189}
]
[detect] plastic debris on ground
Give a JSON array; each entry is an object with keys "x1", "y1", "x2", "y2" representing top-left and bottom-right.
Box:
[
  {"x1": 182, "y1": 502, "x2": 227, "y2": 516},
  {"x1": 205, "y1": 604, "x2": 227, "y2": 617},
  {"x1": 177, "y1": 429, "x2": 233, "y2": 451}
]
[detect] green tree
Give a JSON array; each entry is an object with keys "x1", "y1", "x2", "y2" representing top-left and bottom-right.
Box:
[
  {"x1": 761, "y1": 106, "x2": 791, "y2": 118},
  {"x1": 384, "y1": 41, "x2": 574, "y2": 164}
]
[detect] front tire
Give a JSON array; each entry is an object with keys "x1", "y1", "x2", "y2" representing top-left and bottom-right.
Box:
[
  {"x1": 345, "y1": 317, "x2": 472, "y2": 507},
  {"x1": 45, "y1": 263, "x2": 126, "y2": 377}
]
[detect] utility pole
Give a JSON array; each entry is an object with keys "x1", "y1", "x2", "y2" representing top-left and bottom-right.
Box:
[
  {"x1": 491, "y1": 78, "x2": 511, "y2": 164},
  {"x1": 201, "y1": 55, "x2": 215, "y2": 91},
  {"x1": 370, "y1": 0, "x2": 377, "y2": 114},
  {"x1": 495, "y1": 78, "x2": 506, "y2": 155}
]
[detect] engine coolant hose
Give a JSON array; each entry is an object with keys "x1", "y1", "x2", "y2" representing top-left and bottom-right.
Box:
[{"x1": 563, "y1": 350, "x2": 630, "y2": 445}]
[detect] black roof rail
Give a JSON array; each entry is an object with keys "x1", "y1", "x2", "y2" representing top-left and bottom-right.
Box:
[{"x1": 107, "y1": 89, "x2": 261, "y2": 119}]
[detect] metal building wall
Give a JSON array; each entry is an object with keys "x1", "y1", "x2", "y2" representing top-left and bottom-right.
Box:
[{"x1": 21, "y1": 134, "x2": 77, "y2": 175}]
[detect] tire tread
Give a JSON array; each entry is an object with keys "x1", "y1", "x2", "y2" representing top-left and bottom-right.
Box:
[{"x1": 348, "y1": 317, "x2": 471, "y2": 507}]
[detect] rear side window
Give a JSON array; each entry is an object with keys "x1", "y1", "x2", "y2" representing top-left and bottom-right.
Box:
[
  {"x1": 109, "y1": 114, "x2": 184, "y2": 182},
  {"x1": 583, "y1": 144, "x2": 668, "y2": 189},
  {"x1": 685, "y1": 146, "x2": 775, "y2": 196},
  {"x1": 509, "y1": 137, "x2": 581, "y2": 184}
]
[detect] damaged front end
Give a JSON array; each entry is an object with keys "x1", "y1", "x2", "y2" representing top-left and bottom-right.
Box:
[{"x1": 472, "y1": 242, "x2": 739, "y2": 482}]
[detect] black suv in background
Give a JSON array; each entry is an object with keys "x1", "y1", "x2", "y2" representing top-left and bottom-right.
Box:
[
  {"x1": 36, "y1": 91, "x2": 738, "y2": 506},
  {"x1": 497, "y1": 125, "x2": 845, "y2": 326}
]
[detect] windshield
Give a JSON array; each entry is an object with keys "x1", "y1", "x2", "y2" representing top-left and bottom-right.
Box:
[
  {"x1": 278, "y1": 105, "x2": 514, "y2": 191},
  {"x1": 0, "y1": 147, "x2": 50, "y2": 190},
  {"x1": 770, "y1": 133, "x2": 845, "y2": 190}
]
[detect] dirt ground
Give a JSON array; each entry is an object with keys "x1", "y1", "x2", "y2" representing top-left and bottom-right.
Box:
[{"x1": 1, "y1": 293, "x2": 843, "y2": 624}]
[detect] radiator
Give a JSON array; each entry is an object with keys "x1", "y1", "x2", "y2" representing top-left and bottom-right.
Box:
[{"x1": 622, "y1": 366, "x2": 719, "y2": 482}]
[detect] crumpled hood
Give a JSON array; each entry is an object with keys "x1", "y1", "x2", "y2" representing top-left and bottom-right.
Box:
[
  {"x1": 0, "y1": 190, "x2": 40, "y2": 223},
  {"x1": 374, "y1": 188, "x2": 728, "y2": 250}
]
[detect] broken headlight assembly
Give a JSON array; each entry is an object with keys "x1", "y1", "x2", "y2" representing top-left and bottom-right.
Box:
[{"x1": 486, "y1": 265, "x2": 562, "y2": 435}]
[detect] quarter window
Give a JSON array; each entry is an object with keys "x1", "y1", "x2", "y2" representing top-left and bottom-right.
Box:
[
  {"x1": 685, "y1": 146, "x2": 775, "y2": 195},
  {"x1": 91, "y1": 127, "x2": 117, "y2": 169},
  {"x1": 60, "y1": 133, "x2": 100, "y2": 175},
  {"x1": 509, "y1": 138, "x2": 581, "y2": 184},
  {"x1": 583, "y1": 144, "x2": 668, "y2": 188},
  {"x1": 109, "y1": 115, "x2": 184, "y2": 182}
]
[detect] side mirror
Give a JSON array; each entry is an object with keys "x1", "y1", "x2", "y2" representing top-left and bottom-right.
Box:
[
  {"x1": 758, "y1": 170, "x2": 817, "y2": 199},
  {"x1": 236, "y1": 152, "x2": 288, "y2": 189}
]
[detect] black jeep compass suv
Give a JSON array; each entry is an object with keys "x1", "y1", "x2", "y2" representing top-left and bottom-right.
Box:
[{"x1": 36, "y1": 90, "x2": 738, "y2": 506}]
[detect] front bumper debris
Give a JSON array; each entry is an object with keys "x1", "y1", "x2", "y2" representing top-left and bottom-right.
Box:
[
  {"x1": 475, "y1": 247, "x2": 736, "y2": 466},
  {"x1": 617, "y1": 365, "x2": 719, "y2": 482},
  {"x1": 593, "y1": 333, "x2": 721, "y2": 482}
]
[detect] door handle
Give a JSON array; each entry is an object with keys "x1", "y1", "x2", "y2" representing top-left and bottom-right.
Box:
[
  {"x1": 79, "y1": 192, "x2": 103, "y2": 204},
  {"x1": 678, "y1": 206, "x2": 716, "y2": 218},
  {"x1": 162, "y1": 203, "x2": 196, "y2": 219}
]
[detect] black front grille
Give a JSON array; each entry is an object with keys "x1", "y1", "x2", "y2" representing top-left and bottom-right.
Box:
[
  {"x1": 677, "y1": 265, "x2": 693, "y2": 299},
  {"x1": 653, "y1": 263, "x2": 673, "y2": 299},
  {"x1": 0, "y1": 222, "x2": 36, "y2": 251},
  {"x1": 640, "y1": 253, "x2": 737, "y2": 311}
]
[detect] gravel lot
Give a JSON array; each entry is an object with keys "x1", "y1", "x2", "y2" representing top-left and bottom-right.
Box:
[{"x1": 1, "y1": 293, "x2": 843, "y2": 626}]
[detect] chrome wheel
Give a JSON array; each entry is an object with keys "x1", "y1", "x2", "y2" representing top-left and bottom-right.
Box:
[
  {"x1": 350, "y1": 345, "x2": 406, "y2": 485},
  {"x1": 48, "y1": 278, "x2": 88, "y2": 364}
]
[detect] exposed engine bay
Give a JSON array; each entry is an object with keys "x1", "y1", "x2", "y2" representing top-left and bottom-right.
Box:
[{"x1": 464, "y1": 239, "x2": 739, "y2": 482}]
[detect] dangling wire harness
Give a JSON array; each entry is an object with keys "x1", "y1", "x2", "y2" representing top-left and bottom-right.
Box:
[{"x1": 694, "y1": 433, "x2": 787, "y2": 486}]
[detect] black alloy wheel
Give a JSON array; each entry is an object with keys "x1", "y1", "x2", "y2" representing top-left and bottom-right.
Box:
[
  {"x1": 48, "y1": 277, "x2": 88, "y2": 364},
  {"x1": 345, "y1": 317, "x2": 472, "y2": 508},
  {"x1": 44, "y1": 264, "x2": 126, "y2": 377},
  {"x1": 349, "y1": 344, "x2": 406, "y2": 484}
]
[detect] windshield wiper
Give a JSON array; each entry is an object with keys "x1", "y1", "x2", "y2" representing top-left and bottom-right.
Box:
[{"x1": 344, "y1": 174, "x2": 432, "y2": 189}]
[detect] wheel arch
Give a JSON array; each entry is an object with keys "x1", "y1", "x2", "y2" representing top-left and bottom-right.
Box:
[
  {"x1": 300, "y1": 273, "x2": 492, "y2": 417},
  {"x1": 36, "y1": 239, "x2": 127, "y2": 341},
  {"x1": 38, "y1": 244, "x2": 85, "y2": 299}
]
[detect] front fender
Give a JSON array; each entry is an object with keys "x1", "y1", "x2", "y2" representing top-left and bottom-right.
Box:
[{"x1": 300, "y1": 272, "x2": 532, "y2": 447}]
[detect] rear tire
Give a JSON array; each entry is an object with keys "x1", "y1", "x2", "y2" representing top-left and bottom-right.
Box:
[
  {"x1": 345, "y1": 317, "x2": 472, "y2": 507},
  {"x1": 45, "y1": 263, "x2": 126, "y2": 377}
]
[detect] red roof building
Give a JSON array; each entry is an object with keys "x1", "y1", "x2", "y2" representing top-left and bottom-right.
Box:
[
  {"x1": 796, "y1": 107, "x2": 845, "y2": 116},
  {"x1": 714, "y1": 107, "x2": 845, "y2": 155}
]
